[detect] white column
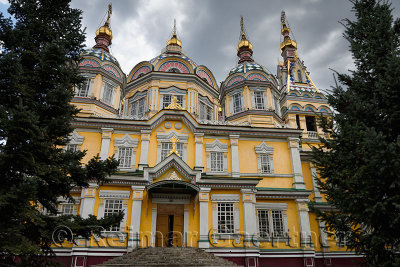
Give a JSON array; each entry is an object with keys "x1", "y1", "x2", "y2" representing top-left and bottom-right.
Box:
[
  {"x1": 241, "y1": 189, "x2": 257, "y2": 246},
  {"x1": 288, "y1": 137, "x2": 305, "y2": 189},
  {"x1": 198, "y1": 188, "x2": 211, "y2": 248},
  {"x1": 310, "y1": 163, "x2": 322, "y2": 202},
  {"x1": 194, "y1": 133, "x2": 204, "y2": 171},
  {"x1": 230, "y1": 135, "x2": 240, "y2": 178},
  {"x1": 296, "y1": 199, "x2": 313, "y2": 248},
  {"x1": 99, "y1": 128, "x2": 113, "y2": 160},
  {"x1": 139, "y1": 130, "x2": 151, "y2": 170},
  {"x1": 128, "y1": 186, "x2": 145, "y2": 250},
  {"x1": 79, "y1": 183, "x2": 98, "y2": 218},
  {"x1": 183, "y1": 205, "x2": 189, "y2": 247},
  {"x1": 150, "y1": 204, "x2": 157, "y2": 247}
]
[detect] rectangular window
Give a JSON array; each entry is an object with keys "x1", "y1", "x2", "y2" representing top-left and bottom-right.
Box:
[
  {"x1": 254, "y1": 91, "x2": 264, "y2": 110},
  {"x1": 258, "y1": 210, "x2": 270, "y2": 238},
  {"x1": 217, "y1": 203, "x2": 234, "y2": 234},
  {"x1": 76, "y1": 78, "x2": 91, "y2": 97},
  {"x1": 233, "y1": 93, "x2": 242, "y2": 113},
  {"x1": 66, "y1": 144, "x2": 78, "y2": 152},
  {"x1": 102, "y1": 83, "x2": 114, "y2": 105},
  {"x1": 305, "y1": 116, "x2": 316, "y2": 131},
  {"x1": 260, "y1": 154, "x2": 271, "y2": 173},
  {"x1": 258, "y1": 209, "x2": 286, "y2": 238},
  {"x1": 210, "y1": 152, "x2": 224, "y2": 172},
  {"x1": 163, "y1": 95, "x2": 183, "y2": 108},
  {"x1": 161, "y1": 142, "x2": 183, "y2": 161},
  {"x1": 130, "y1": 101, "x2": 138, "y2": 116},
  {"x1": 61, "y1": 204, "x2": 74, "y2": 215},
  {"x1": 199, "y1": 102, "x2": 213, "y2": 120},
  {"x1": 104, "y1": 199, "x2": 123, "y2": 231},
  {"x1": 138, "y1": 97, "x2": 145, "y2": 117},
  {"x1": 118, "y1": 147, "x2": 133, "y2": 168}
]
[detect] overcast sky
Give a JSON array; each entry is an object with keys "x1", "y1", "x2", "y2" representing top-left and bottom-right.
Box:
[{"x1": 1, "y1": 0, "x2": 400, "y2": 91}]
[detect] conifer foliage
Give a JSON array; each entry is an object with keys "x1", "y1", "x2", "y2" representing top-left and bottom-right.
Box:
[
  {"x1": 0, "y1": 0, "x2": 121, "y2": 265},
  {"x1": 311, "y1": 0, "x2": 400, "y2": 265}
]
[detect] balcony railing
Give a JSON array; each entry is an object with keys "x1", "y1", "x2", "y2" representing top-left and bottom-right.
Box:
[{"x1": 307, "y1": 131, "x2": 318, "y2": 139}]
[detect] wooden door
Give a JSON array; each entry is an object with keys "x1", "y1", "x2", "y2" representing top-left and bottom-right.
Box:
[{"x1": 156, "y1": 204, "x2": 184, "y2": 247}]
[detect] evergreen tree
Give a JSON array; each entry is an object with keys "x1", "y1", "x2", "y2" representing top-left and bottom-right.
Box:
[
  {"x1": 0, "y1": 0, "x2": 122, "y2": 265},
  {"x1": 311, "y1": 0, "x2": 400, "y2": 265}
]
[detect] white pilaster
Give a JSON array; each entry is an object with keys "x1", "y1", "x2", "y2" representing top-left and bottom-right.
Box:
[
  {"x1": 99, "y1": 128, "x2": 113, "y2": 160},
  {"x1": 184, "y1": 205, "x2": 189, "y2": 247},
  {"x1": 139, "y1": 130, "x2": 151, "y2": 170},
  {"x1": 288, "y1": 137, "x2": 305, "y2": 189},
  {"x1": 128, "y1": 186, "x2": 145, "y2": 250},
  {"x1": 296, "y1": 199, "x2": 313, "y2": 248},
  {"x1": 310, "y1": 163, "x2": 322, "y2": 202},
  {"x1": 241, "y1": 189, "x2": 257, "y2": 245},
  {"x1": 79, "y1": 183, "x2": 98, "y2": 218},
  {"x1": 150, "y1": 204, "x2": 157, "y2": 247},
  {"x1": 198, "y1": 188, "x2": 211, "y2": 248},
  {"x1": 194, "y1": 133, "x2": 204, "y2": 171},
  {"x1": 230, "y1": 135, "x2": 240, "y2": 177}
]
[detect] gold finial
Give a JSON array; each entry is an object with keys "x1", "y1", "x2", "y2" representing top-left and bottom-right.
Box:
[
  {"x1": 105, "y1": 4, "x2": 112, "y2": 27},
  {"x1": 166, "y1": 19, "x2": 182, "y2": 47},
  {"x1": 166, "y1": 96, "x2": 184, "y2": 110},
  {"x1": 237, "y1": 16, "x2": 252, "y2": 51},
  {"x1": 168, "y1": 136, "x2": 181, "y2": 156},
  {"x1": 280, "y1": 10, "x2": 297, "y2": 53}
]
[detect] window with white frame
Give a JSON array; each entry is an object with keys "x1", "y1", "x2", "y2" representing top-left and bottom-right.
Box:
[
  {"x1": 254, "y1": 91, "x2": 265, "y2": 109},
  {"x1": 118, "y1": 147, "x2": 133, "y2": 168},
  {"x1": 130, "y1": 97, "x2": 146, "y2": 117},
  {"x1": 76, "y1": 78, "x2": 92, "y2": 97},
  {"x1": 255, "y1": 142, "x2": 274, "y2": 174},
  {"x1": 102, "y1": 83, "x2": 114, "y2": 105},
  {"x1": 199, "y1": 101, "x2": 212, "y2": 120},
  {"x1": 163, "y1": 94, "x2": 183, "y2": 108},
  {"x1": 66, "y1": 144, "x2": 78, "y2": 152},
  {"x1": 114, "y1": 134, "x2": 139, "y2": 171},
  {"x1": 210, "y1": 152, "x2": 224, "y2": 172},
  {"x1": 104, "y1": 199, "x2": 123, "y2": 231},
  {"x1": 61, "y1": 204, "x2": 74, "y2": 215},
  {"x1": 258, "y1": 209, "x2": 285, "y2": 238},
  {"x1": 260, "y1": 154, "x2": 272, "y2": 173},
  {"x1": 233, "y1": 93, "x2": 242, "y2": 113},
  {"x1": 205, "y1": 140, "x2": 228, "y2": 175},
  {"x1": 161, "y1": 142, "x2": 183, "y2": 161},
  {"x1": 217, "y1": 203, "x2": 235, "y2": 234}
]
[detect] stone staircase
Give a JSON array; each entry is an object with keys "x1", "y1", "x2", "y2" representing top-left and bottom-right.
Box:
[{"x1": 93, "y1": 247, "x2": 241, "y2": 266}]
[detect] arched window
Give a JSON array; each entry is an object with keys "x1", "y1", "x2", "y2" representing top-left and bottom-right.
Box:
[{"x1": 297, "y1": 70, "x2": 303, "y2": 83}]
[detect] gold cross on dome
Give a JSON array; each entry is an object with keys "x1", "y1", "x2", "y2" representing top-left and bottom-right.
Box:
[{"x1": 168, "y1": 135, "x2": 180, "y2": 157}]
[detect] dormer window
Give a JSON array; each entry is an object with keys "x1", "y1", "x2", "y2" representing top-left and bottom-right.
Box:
[
  {"x1": 76, "y1": 78, "x2": 93, "y2": 97},
  {"x1": 233, "y1": 93, "x2": 242, "y2": 113},
  {"x1": 254, "y1": 91, "x2": 265, "y2": 110},
  {"x1": 163, "y1": 95, "x2": 183, "y2": 108},
  {"x1": 130, "y1": 96, "x2": 146, "y2": 118},
  {"x1": 199, "y1": 101, "x2": 212, "y2": 120},
  {"x1": 297, "y1": 70, "x2": 303, "y2": 83},
  {"x1": 102, "y1": 83, "x2": 114, "y2": 105}
]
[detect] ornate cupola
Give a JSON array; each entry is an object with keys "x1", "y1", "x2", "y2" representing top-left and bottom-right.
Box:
[
  {"x1": 280, "y1": 11, "x2": 298, "y2": 62},
  {"x1": 166, "y1": 19, "x2": 183, "y2": 54},
  {"x1": 237, "y1": 16, "x2": 254, "y2": 64},
  {"x1": 93, "y1": 4, "x2": 113, "y2": 52}
]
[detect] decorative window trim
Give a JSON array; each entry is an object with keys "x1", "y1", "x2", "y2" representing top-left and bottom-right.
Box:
[
  {"x1": 98, "y1": 190, "x2": 130, "y2": 239},
  {"x1": 211, "y1": 194, "x2": 241, "y2": 243},
  {"x1": 256, "y1": 203, "x2": 289, "y2": 243},
  {"x1": 156, "y1": 131, "x2": 188, "y2": 163},
  {"x1": 65, "y1": 131, "x2": 84, "y2": 152},
  {"x1": 114, "y1": 134, "x2": 139, "y2": 171},
  {"x1": 255, "y1": 142, "x2": 274, "y2": 174},
  {"x1": 57, "y1": 197, "x2": 80, "y2": 216},
  {"x1": 159, "y1": 87, "x2": 186, "y2": 110},
  {"x1": 129, "y1": 91, "x2": 148, "y2": 118},
  {"x1": 205, "y1": 140, "x2": 228, "y2": 175}
]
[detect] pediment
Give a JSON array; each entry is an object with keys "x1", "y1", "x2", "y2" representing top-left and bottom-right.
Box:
[{"x1": 143, "y1": 153, "x2": 201, "y2": 183}]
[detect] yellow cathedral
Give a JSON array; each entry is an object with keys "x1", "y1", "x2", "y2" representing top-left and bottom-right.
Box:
[{"x1": 55, "y1": 6, "x2": 362, "y2": 267}]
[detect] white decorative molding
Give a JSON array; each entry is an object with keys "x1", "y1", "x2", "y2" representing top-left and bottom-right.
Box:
[
  {"x1": 205, "y1": 139, "x2": 228, "y2": 152},
  {"x1": 156, "y1": 131, "x2": 189, "y2": 143},
  {"x1": 152, "y1": 193, "x2": 191, "y2": 204},
  {"x1": 114, "y1": 134, "x2": 139, "y2": 147},
  {"x1": 255, "y1": 203, "x2": 287, "y2": 210},
  {"x1": 99, "y1": 190, "x2": 131, "y2": 199},
  {"x1": 68, "y1": 130, "x2": 84, "y2": 145},
  {"x1": 254, "y1": 142, "x2": 274, "y2": 154},
  {"x1": 211, "y1": 194, "x2": 240, "y2": 202}
]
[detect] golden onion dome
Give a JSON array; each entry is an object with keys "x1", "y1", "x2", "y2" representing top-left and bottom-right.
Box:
[
  {"x1": 96, "y1": 25, "x2": 113, "y2": 40},
  {"x1": 166, "y1": 33, "x2": 182, "y2": 47}
]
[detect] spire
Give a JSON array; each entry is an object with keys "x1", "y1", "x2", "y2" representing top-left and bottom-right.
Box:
[
  {"x1": 166, "y1": 19, "x2": 182, "y2": 54},
  {"x1": 94, "y1": 4, "x2": 113, "y2": 52},
  {"x1": 237, "y1": 16, "x2": 254, "y2": 64},
  {"x1": 280, "y1": 11, "x2": 297, "y2": 57}
]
